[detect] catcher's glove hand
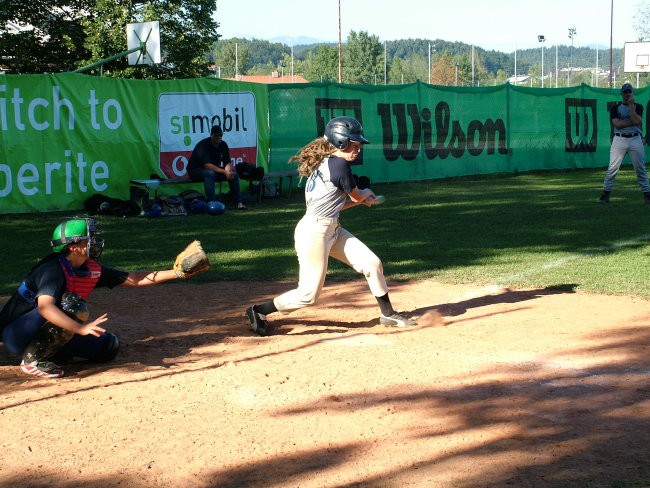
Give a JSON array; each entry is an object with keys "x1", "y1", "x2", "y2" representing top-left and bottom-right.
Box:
[{"x1": 174, "y1": 240, "x2": 210, "y2": 279}]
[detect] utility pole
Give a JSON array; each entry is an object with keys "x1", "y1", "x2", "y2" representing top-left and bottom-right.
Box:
[
  {"x1": 568, "y1": 27, "x2": 576, "y2": 85},
  {"x1": 609, "y1": 0, "x2": 613, "y2": 88},
  {"x1": 338, "y1": 0, "x2": 342, "y2": 83},
  {"x1": 538, "y1": 35, "x2": 546, "y2": 87},
  {"x1": 428, "y1": 43, "x2": 431, "y2": 84}
]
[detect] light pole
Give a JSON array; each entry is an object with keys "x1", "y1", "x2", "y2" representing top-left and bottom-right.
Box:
[
  {"x1": 568, "y1": 27, "x2": 576, "y2": 85},
  {"x1": 609, "y1": 0, "x2": 613, "y2": 88},
  {"x1": 337, "y1": 0, "x2": 342, "y2": 83},
  {"x1": 555, "y1": 44, "x2": 559, "y2": 88},
  {"x1": 428, "y1": 43, "x2": 436, "y2": 84},
  {"x1": 384, "y1": 41, "x2": 388, "y2": 85},
  {"x1": 538, "y1": 35, "x2": 545, "y2": 87},
  {"x1": 455, "y1": 62, "x2": 459, "y2": 86},
  {"x1": 428, "y1": 43, "x2": 431, "y2": 84}
]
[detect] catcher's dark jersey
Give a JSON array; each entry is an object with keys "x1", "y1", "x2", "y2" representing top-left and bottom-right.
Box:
[
  {"x1": 0, "y1": 255, "x2": 127, "y2": 331},
  {"x1": 187, "y1": 137, "x2": 231, "y2": 171}
]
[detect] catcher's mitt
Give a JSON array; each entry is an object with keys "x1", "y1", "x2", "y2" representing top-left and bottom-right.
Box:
[{"x1": 174, "y1": 240, "x2": 210, "y2": 279}]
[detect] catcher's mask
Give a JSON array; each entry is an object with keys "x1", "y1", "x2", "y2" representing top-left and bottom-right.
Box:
[
  {"x1": 51, "y1": 217, "x2": 104, "y2": 259},
  {"x1": 324, "y1": 116, "x2": 369, "y2": 150}
]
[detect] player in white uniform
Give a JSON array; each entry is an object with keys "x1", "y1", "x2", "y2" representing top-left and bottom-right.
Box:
[{"x1": 246, "y1": 116, "x2": 416, "y2": 336}]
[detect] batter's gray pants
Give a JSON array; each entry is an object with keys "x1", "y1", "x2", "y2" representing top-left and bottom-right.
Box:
[{"x1": 273, "y1": 215, "x2": 389, "y2": 313}]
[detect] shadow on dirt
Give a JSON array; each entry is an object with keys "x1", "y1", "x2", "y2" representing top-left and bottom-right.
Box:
[{"x1": 422, "y1": 283, "x2": 578, "y2": 318}]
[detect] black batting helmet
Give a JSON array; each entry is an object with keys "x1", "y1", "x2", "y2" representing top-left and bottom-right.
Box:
[{"x1": 324, "y1": 116, "x2": 369, "y2": 150}]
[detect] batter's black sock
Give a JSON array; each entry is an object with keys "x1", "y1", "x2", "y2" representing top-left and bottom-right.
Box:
[
  {"x1": 375, "y1": 294, "x2": 395, "y2": 317},
  {"x1": 255, "y1": 301, "x2": 277, "y2": 316}
]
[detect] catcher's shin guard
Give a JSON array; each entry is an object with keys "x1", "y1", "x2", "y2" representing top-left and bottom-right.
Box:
[
  {"x1": 92, "y1": 333, "x2": 120, "y2": 363},
  {"x1": 22, "y1": 322, "x2": 74, "y2": 364}
]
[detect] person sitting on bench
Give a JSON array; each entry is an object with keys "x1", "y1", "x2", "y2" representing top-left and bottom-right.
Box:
[{"x1": 186, "y1": 125, "x2": 247, "y2": 210}]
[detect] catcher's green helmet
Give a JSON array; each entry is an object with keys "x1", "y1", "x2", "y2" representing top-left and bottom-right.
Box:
[{"x1": 51, "y1": 217, "x2": 104, "y2": 259}]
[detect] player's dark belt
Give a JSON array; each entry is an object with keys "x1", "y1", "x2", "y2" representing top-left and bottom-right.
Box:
[
  {"x1": 18, "y1": 281, "x2": 37, "y2": 304},
  {"x1": 614, "y1": 133, "x2": 640, "y2": 138}
]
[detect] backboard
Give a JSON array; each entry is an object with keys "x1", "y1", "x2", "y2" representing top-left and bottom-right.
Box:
[
  {"x1": 126, "y1": 21, "x2": 161, "y2": 65},
  {"x1": 624, "y1": 42, "x2": 650, "y2": 73}
]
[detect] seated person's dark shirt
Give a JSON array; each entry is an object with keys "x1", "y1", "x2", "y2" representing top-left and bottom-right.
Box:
[{"x1": 187, "y1": 137, "x2": 230, "y2": 172}]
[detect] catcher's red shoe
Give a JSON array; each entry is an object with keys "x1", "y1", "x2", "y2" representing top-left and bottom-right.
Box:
[{"x1": 20, "y1": 360, "x2": 64, "y2": 378}]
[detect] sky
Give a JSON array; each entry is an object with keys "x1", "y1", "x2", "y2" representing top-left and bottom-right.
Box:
[{"x1": 215, "y1": 0, "x2": 644, "y2": 52}]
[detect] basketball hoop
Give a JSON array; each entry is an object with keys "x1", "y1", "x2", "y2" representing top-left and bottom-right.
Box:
[{"x1": 624, "y1": 43, "x2": 650, "y2": 73}]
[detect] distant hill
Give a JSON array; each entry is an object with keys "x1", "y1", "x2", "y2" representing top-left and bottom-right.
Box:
[
  {"x1": 269, "y1": 36, "x2": 331, "y2": 47},
  {"x1": 216, "y1": 36, "x2": 627, "y2": 84}
]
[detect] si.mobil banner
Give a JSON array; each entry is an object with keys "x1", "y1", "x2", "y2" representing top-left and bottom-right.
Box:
[
  {"x1": 0, "y1": 74, "x2": 269, "y2": 214},
  {"x1": 158, "y1": 91, "x2": 259, "y2": 178}
]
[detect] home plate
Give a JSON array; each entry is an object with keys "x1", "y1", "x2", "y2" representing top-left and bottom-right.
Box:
[{"x1": 323, "y1": 334, "x2": 393, "y2": 346}]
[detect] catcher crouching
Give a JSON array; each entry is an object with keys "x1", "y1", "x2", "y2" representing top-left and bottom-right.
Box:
[{"x1": 0, "y1": 217, "x2": 209, "y2": 378}]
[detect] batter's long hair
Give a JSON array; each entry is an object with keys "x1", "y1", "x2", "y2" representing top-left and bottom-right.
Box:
[{"x1": 290, "y1": 137, "x2": 336, "y2": 177}]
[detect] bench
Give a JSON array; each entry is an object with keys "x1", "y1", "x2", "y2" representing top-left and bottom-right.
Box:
[
  {"x1": 130, "y1": 174, "x2": 265, "y2": 203},
  {"x1": 129, "y1": 177, "x2": 194, "y2": 201},
  {"x1": 262, "y1": 170, "x2": 299, "y2": 198}
]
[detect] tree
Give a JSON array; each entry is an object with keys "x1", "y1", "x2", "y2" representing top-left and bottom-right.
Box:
[
  {"x1": 400, "y1": 53, "x2": 427, "y2": 83},
  {"x1": 343, "y1": 30, "x2": 383, "y2": 84},
  {"x1": 633, "y1": 1, "x2": 650, "y2": 41},
  {"x1": 84, "y1": 0, "x2": 220, "y2": 79},
  {"x1": 0, "y1": 0, "x2": 219, "y2": 78},
  {"x1": 212, "y1": 38, "x2": 252, "y2": 78},
  {"x1": 495, "y1": 69, "x2": 509, "y2": 85},
  {"x1": 0, "y1": 0, "x2": 92, "y2": 73},
  {"x1": 430, "y1": 54, "x2": 457, "y2": 85},
  {"x1": 388, "y1": 55, "x2": 405, "y2": 84},
  {"x1": 303, "y1": 44, "x2": 338, "y2": 82}
]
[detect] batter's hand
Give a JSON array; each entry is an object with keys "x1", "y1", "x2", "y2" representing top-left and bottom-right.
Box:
[
  {"x1": 363, "y1": 197, "x2": 376, "y2": 207},
  {"x1": 362, "y1": 191, "x2": 379, "y2": 206}
]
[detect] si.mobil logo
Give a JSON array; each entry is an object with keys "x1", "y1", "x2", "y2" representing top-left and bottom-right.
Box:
[{"x1": 158, "y1": 92, "x2": 258, "y2": 178}]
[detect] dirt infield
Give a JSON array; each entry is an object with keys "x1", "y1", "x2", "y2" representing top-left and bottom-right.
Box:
[{"x1": 1, "y1": 279, "x2": 649, "y2": 488}]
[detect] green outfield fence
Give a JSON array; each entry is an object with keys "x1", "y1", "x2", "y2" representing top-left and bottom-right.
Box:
[{"x1": 0, "y1": 74, "x2": 643, "y2": 214}]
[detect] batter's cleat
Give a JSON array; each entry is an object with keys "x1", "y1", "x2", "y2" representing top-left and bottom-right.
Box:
[
  {"x1": 380, "y1": 312, "x2": 417, "y2": 327},
  {"x1": 246, "y1": 306, "x2": 273, "y2": 336},
  {"x1": 20, "y1": 360, "x2": 64, "y2": 378},
  {"x1": 597, "y1": 192, "x2": 610, "y2": 203},
  {"x1": 644, "y1": 192, "x2": 650, "y2": 203}
]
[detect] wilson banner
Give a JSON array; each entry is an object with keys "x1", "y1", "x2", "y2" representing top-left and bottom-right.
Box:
[{"x1": 267, "y1": 82, "x2": 643, "y2": 184}]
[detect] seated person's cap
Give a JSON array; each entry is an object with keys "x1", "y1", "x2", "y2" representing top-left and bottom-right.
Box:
[{"x1": 621, "y1": 82, "x2": 633, "y2": 92}]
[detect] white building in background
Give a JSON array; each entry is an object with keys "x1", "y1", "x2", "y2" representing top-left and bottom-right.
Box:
[{"x1": 507, "y1": 75, "x2": 530, "y2": 84}]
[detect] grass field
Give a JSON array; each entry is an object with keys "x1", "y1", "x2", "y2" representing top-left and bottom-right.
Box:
[
  {"x1": 2, "y1": 168, "x2": 650, "y2": 488},
  {"x1": 2, "y1": 167, "x2": 650, "y2": 298}
]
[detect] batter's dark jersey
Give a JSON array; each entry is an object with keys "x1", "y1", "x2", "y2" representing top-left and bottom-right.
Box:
[
  {"x1": 0, "y1": 255, "x2": 128, "y2": 331},
  {"x1": 187, "y1": 137, "x2": 230, "y2": 172},
  {"x1": 304, "y1": 156, "x2": 357, "y2": 219}
]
